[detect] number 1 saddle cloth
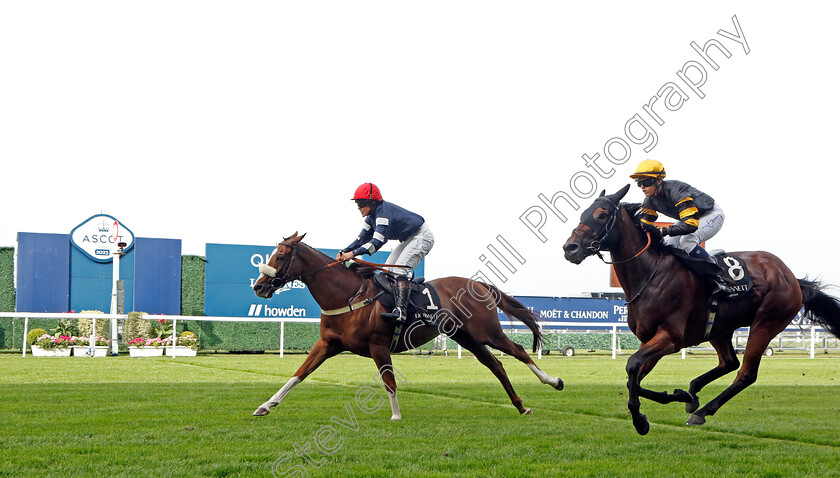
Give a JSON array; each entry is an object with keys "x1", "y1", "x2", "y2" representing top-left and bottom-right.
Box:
[{"x1": 372, "y1": 273, "x2": 444, "y2": 327}]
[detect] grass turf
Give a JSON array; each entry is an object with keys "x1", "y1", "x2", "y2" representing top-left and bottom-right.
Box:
[{"x1": 2, "y1": 352, "x2": 840, "y2": 477}]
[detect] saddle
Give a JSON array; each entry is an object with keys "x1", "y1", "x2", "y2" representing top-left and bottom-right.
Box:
[
  {"x1": 372, "y1": 273, "x2": 443, "y2": 328},
  {"x1": 672, "y1": 249, "x2": 754, "y2": 301}
]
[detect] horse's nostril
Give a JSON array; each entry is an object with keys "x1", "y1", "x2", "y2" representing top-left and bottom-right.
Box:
[{"x1": 564, "y1": 243, "x2": 579, "y2": 253}]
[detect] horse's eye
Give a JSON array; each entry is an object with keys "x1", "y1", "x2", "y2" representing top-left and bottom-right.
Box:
[{"x1": 596, "y1": 212, "x2": 609, "y2": 222}]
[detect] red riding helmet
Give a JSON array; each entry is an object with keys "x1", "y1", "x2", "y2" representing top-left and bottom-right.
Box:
[{"x1": 352, "y1": 183, "x2": 383, "y2": 201}]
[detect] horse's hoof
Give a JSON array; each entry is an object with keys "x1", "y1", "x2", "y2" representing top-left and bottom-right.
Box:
[
  {"x1": 252, "y1": 407, "x2": 271, "y2": 417},
  {"x1": 521, "y1": 408, "x2": 533, "y2": 415},
  {"x1": 685, "y1": 396, "x2": 701, "y2": 414},
  {"x1": 686, "y1": 414, "x2": 706, "y2": 426},
  {"x1": 391, "y1": 415, "x2": 402, "y2": 421},
  {"x1": 553, "y1": 378, "x2": 564, "y2": 391},
  {"x1": 673, "y1": 389, "x2": 693, "y2": 403},
  {"x1": 633, "y1": 414, "x2": 650, "y2": 435}
]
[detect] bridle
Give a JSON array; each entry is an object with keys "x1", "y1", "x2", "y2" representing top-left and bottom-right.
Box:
[{"x1": 572, "y1": 199, "x2": 652, "y2": 265}]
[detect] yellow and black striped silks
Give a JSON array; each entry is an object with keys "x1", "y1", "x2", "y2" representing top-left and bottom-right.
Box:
[{"x1": 639, "y1": 180, "x2": 715, "y2": 236}]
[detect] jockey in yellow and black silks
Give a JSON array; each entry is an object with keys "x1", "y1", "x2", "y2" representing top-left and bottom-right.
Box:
[{"x1": 631, "y1": 160, "x2": 726, "y2": 270}]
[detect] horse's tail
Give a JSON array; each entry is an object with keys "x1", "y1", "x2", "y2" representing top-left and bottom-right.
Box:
[
  {"x1": 799, "y1": 278, "x2": 840, "y2": 338},
  {"x1": 482, "y1": 283, "x2": 543, "y2": 353}
]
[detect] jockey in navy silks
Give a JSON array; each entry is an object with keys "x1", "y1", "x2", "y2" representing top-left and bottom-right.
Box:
[{"x1": 336, "y1": 183, "x2": 434, "y2": 324}]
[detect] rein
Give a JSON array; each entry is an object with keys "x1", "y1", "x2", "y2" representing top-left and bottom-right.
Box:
[
  {"x1": 597, "y1": 231, "x2": 652, "y2": 265},
  {"x1": 348, "y1": 257, "x2": 412, "y2": 274}
]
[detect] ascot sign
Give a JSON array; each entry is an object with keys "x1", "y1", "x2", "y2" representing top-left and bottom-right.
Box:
[{"x1": 70, "y1": 214, "x2": 135, "y2": 262}]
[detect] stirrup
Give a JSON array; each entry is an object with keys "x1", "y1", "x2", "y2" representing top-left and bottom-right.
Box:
[{"x1": 382, "y1": 307, "x2": 406, "y2": 324}]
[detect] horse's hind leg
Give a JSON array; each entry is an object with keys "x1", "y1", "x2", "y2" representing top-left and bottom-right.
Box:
[
  {"x1": 455, "y1": 334, "x2": 531, "y2": 414},
  {"x1": 687, "y1": 325, "x2": 777, "y2": 426},
  {"x1": 485, "y1": 332, "x2": 563, "y2": 391},
  {"x1": 678, "y1": 335, "x2": 739, "y2": 414},
  {"x1": 253, "y1": 339, "x2": 342, "y2": 416}
]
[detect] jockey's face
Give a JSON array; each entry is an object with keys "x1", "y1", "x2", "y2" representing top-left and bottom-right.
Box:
[
  {"x1": 355, "y1": 199, "x2": 372, "y2": 217},
  {"x1": 637, "y1": 178, "x2": 661, "y2": 197}
]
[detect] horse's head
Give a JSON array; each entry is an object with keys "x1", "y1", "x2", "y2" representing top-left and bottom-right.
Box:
[
  {"x1": 562, "y1": 184, "x2": 630, "y2": 264},
  {"x1": 253, "y1": 232, "x2": 306, "y2": 299}
]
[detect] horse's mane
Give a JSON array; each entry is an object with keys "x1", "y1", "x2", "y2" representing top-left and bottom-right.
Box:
[{"x1": 299, "y1": 242, "x2": 378, "y2": 279}]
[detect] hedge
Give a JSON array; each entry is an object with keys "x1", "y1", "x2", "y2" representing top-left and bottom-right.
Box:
[
  {"x1": 181, "y1": 255, "x2": 205, "y2": 316},
  {"x1": 0, "y1": 248, "x2": 14, "y2": 348}
]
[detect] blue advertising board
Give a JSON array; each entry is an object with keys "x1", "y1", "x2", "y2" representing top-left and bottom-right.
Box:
[
  {"x1": 204, "y1": 243, "x2": 422, "y2": 318},
  {"x1": 16, "y1": 231, "x2": 180, "y2": 314},
  {"x1": 499, "y1": 296, "x2": 628, "y2": 331}
]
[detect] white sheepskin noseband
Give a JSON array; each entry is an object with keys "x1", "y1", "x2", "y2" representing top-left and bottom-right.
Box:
[{"x1": 259, "y1": 263, "x2": 278, "y2": 278}]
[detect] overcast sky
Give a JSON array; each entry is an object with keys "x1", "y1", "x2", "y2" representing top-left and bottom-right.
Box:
[{"x1": 2, "y1": 2, "x2": 838, "y2": 297}]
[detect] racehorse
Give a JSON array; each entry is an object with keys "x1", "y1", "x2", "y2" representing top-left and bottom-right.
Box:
[
  {"x1": 251, "y1": 232, "x2": 563, "y2": 419},
  {"x1": 562, "y1": 185, "x2": 840, "y2": 435}
]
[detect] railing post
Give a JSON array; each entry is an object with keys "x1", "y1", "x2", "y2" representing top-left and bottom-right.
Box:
[{"x1": 22, "y1": 317, "x2": 29, "y2": 357}]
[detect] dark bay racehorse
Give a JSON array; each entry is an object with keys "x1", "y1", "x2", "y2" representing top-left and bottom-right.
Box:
[
  {"x1": 251, "y1": 232, "x2": 563, "y2": 419},
  {"x1": 562, "y1": 185, "x2": 840, "y2": 435}
]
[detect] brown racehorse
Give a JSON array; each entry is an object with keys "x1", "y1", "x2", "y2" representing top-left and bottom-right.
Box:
[
  {"x1": 562, "y1": 185, "x2": 840, "y2": 435},
  {"x1": 251, "y1": 232, "x2": 563, "y2": 419}
]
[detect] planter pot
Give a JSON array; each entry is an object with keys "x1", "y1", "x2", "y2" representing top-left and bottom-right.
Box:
[
  {"x1": 71, "y1": 346, "x2": 109, "y2": 357},
  {"x1": 165, "y1": 346, "x2": 197, "y2": 357},
  {"x1": 30, "y1": 345, "x2": 71, "y2": 357},
  {"x1": 129, "y1": 346, "x2": 164, "y2": 357}
]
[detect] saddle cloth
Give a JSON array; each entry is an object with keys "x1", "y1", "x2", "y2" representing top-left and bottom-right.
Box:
[
  {"x1": 372, "y1": 274, "x2": 443, "y2": 327},
  {"x1": 672, "y1": 249, "x2": 754, "y2": 300},
  {"x1": 711, "y1": 252, "x2": 754, "y2": 300}
]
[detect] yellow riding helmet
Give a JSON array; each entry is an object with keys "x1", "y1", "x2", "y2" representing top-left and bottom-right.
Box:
[{"x1": 630, "y1": 159, "x2": 666, "y2": 180}]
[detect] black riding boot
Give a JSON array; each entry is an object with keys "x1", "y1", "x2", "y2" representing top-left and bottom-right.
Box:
[
  {"x1": 382, "y1": 277, "x2": 410, "y2": 323},
  {"x1": 689, "y1": 245, "x2": 732, "y2": 296}
]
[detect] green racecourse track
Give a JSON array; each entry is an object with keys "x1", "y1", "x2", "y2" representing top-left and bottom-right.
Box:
[{"x1": 3, "y1": 353, "x2": 840, "y2": 478}]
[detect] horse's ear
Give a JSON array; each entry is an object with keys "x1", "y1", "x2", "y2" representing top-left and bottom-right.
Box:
[
  {"x1": 599, "y1": 190, "x2": 606, "y2": 197},
  {"x1": 283, "y1": 231, "x2": 299, "y2": 242},
  {"x1": 616, "y1": 183, "x2": 631, "y2": 200},
  {"x1": 286, "y1": 232, "x2": 305, "y2": 244},
  {"x1": 608, "y1": 184, "x2": 631, "y2": 202}
]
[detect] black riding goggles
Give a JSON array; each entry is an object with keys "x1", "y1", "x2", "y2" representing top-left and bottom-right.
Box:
[{"x1": 636, "y1": 178, "x2": 657, "y2": 188}]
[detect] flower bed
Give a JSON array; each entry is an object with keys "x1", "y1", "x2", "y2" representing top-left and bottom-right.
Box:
[
  {"x1": 129, "y1": 347, "x2": 164, "y2": 357},
  {"x1": 128, "y1": 337, "x2": 166, "y2": 357},
  {"x1": 71, "y1": 336, "x2": 111, "y2": 357},
  {"x1": 30, "y1": 334, "x2": 74, "y2": 357},
  {"x1": 30, "y1": 345, "x2": 72, "y2": 357}
]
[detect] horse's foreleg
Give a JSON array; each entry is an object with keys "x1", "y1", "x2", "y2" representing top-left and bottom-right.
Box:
[
  {"x1": 370, "y1": 345, "x2": 403, "y2": 420},
  {"x1": 635, "y1": 359, "x2": 694, "y2": 405},
  {"x1": 253, "y1": 338, "x2": 341, "y2": 416},
  {"x1": 626, "y1": 333, "x2": 679, "y2": 435}
]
